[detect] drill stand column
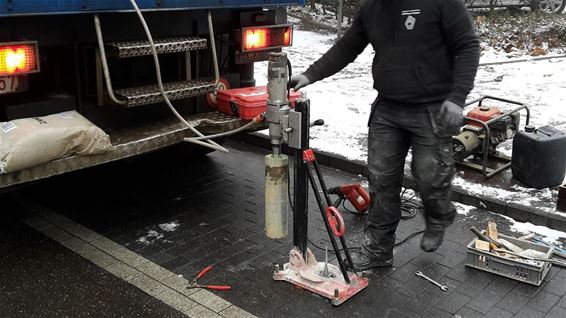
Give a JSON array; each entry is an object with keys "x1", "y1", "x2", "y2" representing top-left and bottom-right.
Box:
[{"x1": 273, "y1": 99, "x2": 368, "y2": 306}]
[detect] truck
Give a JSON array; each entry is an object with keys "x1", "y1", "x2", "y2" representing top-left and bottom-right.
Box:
[{"x1": 0, "y1": 0, "x2": 304, "y2": 190}]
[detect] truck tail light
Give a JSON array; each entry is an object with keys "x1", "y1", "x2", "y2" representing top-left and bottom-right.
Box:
[
  {"x1": 241, "y1": 25, "x2": 293, "y2": 52},
  {"x1": 0, "y1": 42, "x2": 40, "y2": 76}
]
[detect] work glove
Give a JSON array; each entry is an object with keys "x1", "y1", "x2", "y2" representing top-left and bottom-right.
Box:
[
  {"x1": 288, "y1": 74, "x2": 311, "y2": 91},
  {"x1": 437, "y1": 100, "x2": 464, "y2": 136}
]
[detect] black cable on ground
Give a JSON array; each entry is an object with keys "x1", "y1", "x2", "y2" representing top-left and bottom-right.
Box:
[{"x1": 307, "y1": 187, "x2": 425, "y2": 254}]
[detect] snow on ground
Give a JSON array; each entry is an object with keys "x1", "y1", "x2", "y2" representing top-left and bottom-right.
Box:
[
  {"x1": 159, "y1": 221, "x2": 180, "y2": 232},
  {"x1": 254, "y1": 27, "x2": 566, "y2": 242},
  {"x1": 136, "y1": 220, "x2": 180, "y2": 245},
  {"x1": 136, "y1": 230, "x2": 164, "y2": 245},
  {"x1": 256, "y1": 28, "x2": 566, "y2": 184},
  {"x1": 500, "y1": 214, "x2": 566, "y2": 246}
]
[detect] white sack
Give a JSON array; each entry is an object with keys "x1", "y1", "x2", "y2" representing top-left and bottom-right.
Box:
[{"x1": 0, "y1": 111, "x2": 112, "y2": 174}]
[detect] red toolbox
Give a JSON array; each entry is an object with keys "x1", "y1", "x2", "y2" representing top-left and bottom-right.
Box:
[{"x1": 215, "y1": 86, "x2": 302, "y2": 120}]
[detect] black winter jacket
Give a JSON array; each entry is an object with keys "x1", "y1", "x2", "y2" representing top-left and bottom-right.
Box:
[{"x1": 303, "y1": 0, "x2": 480, "y2": 106}]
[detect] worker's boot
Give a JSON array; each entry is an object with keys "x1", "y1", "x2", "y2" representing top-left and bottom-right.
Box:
[
  {"x1": 347, "y1": 225, "x2": 394, "y2": 271},
  {"x1": 420, "y1": 224, "x2": 445, "y2": 252}
]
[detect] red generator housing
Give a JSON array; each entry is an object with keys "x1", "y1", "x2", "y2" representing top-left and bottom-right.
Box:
[
  {"x1": 466, "y1": 105, "x2": 503, "y2": 126},
  {"x1": 216, "y1": 86, "x2": 301, "y2": 120}
]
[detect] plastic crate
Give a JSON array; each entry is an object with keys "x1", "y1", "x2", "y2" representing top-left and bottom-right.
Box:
[{"x1": 465, "y1": 233, "x2": 554, "y2": 286}]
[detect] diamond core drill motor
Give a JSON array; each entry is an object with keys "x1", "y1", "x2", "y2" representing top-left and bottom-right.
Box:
[
  {"x1": 264, "y1": 52, "x2": 291, "y2": 239},
  {"x1": 264, "y1": 52, "x2": 368, "y2": 306}
]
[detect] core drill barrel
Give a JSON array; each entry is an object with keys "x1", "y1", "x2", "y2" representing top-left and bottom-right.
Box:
[{"x1": 265, "y1": 154, "x2": 289, "y2": 239}]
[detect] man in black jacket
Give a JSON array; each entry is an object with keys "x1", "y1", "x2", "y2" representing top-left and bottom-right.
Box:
[{"x1": 290, "y1": 0, "x2": 479, "y2": 270}]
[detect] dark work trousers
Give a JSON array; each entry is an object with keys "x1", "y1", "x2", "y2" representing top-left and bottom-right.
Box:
[{"x1": 364, "y1": 98, "x2": 457, "y2": 256}]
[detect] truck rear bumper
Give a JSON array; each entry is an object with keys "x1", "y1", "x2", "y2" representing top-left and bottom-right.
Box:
[{"x1": 0, "y1": 111, "x2": 256, "y2": 190}]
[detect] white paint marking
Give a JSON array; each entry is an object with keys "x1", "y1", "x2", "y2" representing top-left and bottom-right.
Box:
[{"x1": 18, "y1": 201, "x2": 257, "y2": 318}]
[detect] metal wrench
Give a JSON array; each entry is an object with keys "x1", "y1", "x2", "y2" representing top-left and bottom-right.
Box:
[{"x1": 415, "y1": 271, "x2": 448, "y2": 291}]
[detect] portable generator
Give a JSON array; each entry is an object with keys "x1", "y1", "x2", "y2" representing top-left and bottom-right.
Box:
[{"x1": 452, "y1": 96, "x2": 530, "y2": 178}]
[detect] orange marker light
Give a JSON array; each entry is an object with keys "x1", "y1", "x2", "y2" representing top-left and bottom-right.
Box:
[
  {"x1": 283, "y1": 27, "x2": 291, "y2": 46},
  {"x1": 0, "y1": 42, "x2": 39, "y2": 76},
  {"x1": 243, "y1": 28, "x2": 269, "y2": 51},
  {"x1": 241, "y1": 25, "x2": 293, "y2": 52}
]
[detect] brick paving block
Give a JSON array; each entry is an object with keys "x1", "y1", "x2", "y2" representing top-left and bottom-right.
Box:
[
  {"x1": 392, "y1": 250, "x2": 414, "y2": 268},
  {"x1": 466, "y1": 288, "x2": 503, "y2": 313},
  {"x1": 557, "y1": 269, "x2": 566, "y2": 279},
  {"x1": 457, "y1": 272, "x2": 492, "y2": 298},
  {"x1": 558, "y1": 294, "x2": 566, "y2": 309},
  {"x1": 435, "y1": 291, "x2": 471, "y2": 314},
  {"x1": 421, "y1": 308, "x2": 453, "y2": 318},
  {"x1": 546, "y1": 266, "x2": 561, "y2": 280},
  {"x1": 361, "y1": 290, "x2": 419, "y2": 318},
  {"x1": 513, "y1": 281, "x2": 544, "y2": 297},
  {"x1": 445, "y1": 261, "x2": 474, "y2": 282},
  {"x1": 371, "y1": 276, "x2": 406, "y2": 295},
  {"x1": 413, "y1": 275, "x2": 460, "y2": 300},
  {"x1": 397, "y1": 275, "x2": 435, "y2": 298},
  {"x1": 456, "y1": 306, "x2": 484, "y2": 318},
  {"x1": 247, "y1": 251, "x2": 285, "y2": 270},
  {"x1": 402, "y1": 291, "x2": 443, "y2": 314},
  {"x1": 485, "y1": 307, "x2": 513, "y2": 318},
  {"x1": 437, "y1": 251, "x2": 467, "y2": 269},
  {"x1": 545, "y1": 305, "x2": 566, "y2": 318},
  {"x1": 367, "y1": 265, "x2": 396, "y2": 281},
  {"x1": 220, "y1": 251, "x2": 257, "y2": 269},
  {"x1": 526, "y1": 291, "x2": 560, "y2": 313},
  {"x1": 422, "y1": 263, "x2": 451, "y2": 280},
  {"x1": 390, "y1": 262, "x2": 420, "y2": 283},
  {"x1": 410, "y1": 252, "x2": 443, "y2": 268},
  {"x1": 484, "y1": 276, "x2": 517, "y2": 297},
  {"x1": 222, "y1": 285, "x2": 287, "y2": 317},
  {"x1": 541, "y1": 276, "x2": 566, "y2": 297},
  {"x1": 496, "y1": 290, "x2": 531, "y2": 314},
  {"x1": 515, "y1": 307, "x2": 546, "y2": 318}
]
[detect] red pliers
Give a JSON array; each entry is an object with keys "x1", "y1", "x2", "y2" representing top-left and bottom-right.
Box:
[{"x1": 186, "y1": 265, "x2": 231, "y2": 291}]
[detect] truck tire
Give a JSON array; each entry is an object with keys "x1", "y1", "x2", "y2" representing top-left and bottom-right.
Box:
[{"x1": 530, "y1": 0, "x2": 566, "y2": 13}]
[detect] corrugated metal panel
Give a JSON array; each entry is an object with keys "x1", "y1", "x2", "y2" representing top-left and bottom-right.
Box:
[{"x1": 1, "y1": 0, "x2": 305, "y2": 16}]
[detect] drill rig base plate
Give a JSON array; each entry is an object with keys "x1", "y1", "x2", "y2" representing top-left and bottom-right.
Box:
[{"x1": 273, "y1": 248, "x2": 368, "y2": 306}]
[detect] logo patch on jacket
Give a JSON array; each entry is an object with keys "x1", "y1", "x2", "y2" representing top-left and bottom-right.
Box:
[{"x1": 401, "y1": 9, "x2": 421, "y2": 31}]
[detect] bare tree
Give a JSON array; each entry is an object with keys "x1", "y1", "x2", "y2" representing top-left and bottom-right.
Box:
[{"x1": 309, "y1": 0, "x2": 317, "y2": 11}]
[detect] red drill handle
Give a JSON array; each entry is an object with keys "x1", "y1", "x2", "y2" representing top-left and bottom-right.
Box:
[
  {"x1": 327, "y1": 206, "x2": 345, "y2": 237},
  {"x1": 341, "y1": 184, "x2": 370, "y2": 213}
]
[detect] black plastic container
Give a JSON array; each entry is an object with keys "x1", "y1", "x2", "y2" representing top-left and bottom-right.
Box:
[{"x1": 512, "y1": 125, "x2": 566, "y2": 188}]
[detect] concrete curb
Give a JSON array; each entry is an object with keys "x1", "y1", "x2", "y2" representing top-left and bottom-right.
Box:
[{"x1": 239, "y1": 133, "x2": 566, "y2": 232}]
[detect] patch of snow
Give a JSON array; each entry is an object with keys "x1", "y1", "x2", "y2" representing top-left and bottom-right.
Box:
[
  {"x1": 455, "y1": 203, "x2": 476, "y2": 216},
  {"x1": 137, "y1": 221, "x2": 180, "y2": 245},
  {"x1": 499, "y1": 214, "x2": 566, "y2": 245},
  {"x1": 136, "y1": 230, "x2": 164, "y2": 245},
  {"x1": 159, "y1": 221, "x2": 180, "y2": 232}
]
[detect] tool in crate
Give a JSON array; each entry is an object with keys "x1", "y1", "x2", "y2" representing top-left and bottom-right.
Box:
[{"x1": 466, "y1": 221, "x2": 558, "y2": 286}]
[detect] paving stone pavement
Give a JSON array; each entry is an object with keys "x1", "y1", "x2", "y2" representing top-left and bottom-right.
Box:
[{"x1": 22, "y1": 140, "x2": 566, "y2": 317}]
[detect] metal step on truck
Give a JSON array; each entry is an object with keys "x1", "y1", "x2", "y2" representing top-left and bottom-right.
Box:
[{"x1": 0, "y1": 0, "x2": 304, "y2": 190}]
